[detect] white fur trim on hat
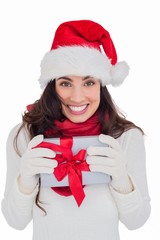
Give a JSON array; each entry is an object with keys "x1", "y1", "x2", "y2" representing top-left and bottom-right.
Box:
[
  {"x1": 38, "y1": 46, "x2": 129, "y2": 89},
  {"x1": 110, "y1": 61, "x2": 130, "y2": 86}
]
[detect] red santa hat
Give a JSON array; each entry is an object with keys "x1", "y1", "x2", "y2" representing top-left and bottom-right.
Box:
[{"x1": 38, "y1": 20, "x2": 129, "y2": 89}]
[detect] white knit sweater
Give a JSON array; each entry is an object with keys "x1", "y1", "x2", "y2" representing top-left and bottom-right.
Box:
[{"x1": 1, "y1": 124, "x2": 151, "y2": 240}]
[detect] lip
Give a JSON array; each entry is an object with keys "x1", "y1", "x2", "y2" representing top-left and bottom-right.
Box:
[{"x1": 67, "y1": 104, "x2": 89, "y2": 115}]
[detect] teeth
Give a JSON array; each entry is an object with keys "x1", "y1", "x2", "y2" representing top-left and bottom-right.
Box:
[{"x1": 69, "y1": 105, "x2": 87, "y2": 112}]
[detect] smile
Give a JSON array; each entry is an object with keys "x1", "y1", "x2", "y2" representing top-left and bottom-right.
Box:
[{"x1": 67, "y1": 104, "x2": 88, "y2": 114}]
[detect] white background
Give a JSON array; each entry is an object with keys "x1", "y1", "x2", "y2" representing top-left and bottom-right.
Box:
[{"x1": 0, "y1": 0, "x2": 159, "y2": 239}]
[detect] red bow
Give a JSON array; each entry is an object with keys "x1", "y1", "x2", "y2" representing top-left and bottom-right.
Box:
[{"x1": 36, "y1": 138, "x2": 90, "y2": 206}]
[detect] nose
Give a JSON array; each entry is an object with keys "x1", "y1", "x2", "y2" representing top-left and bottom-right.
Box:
[{"x1": 70, "y1": 86, "x2": 85, "y2": 103}]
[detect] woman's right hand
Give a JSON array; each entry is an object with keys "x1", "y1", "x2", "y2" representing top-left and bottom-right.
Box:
[{"x1": 18, "y1": 135, "x2": 58, "y2": 194}]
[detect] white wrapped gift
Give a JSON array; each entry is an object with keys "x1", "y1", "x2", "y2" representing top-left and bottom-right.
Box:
[{"x1": 40, "y1": 135, "x2": 111, "y2": 187}]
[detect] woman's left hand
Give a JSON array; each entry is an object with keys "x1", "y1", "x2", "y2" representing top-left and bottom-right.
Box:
[{"x1": 86, "y1": 134, "x2": 133, "y2": 193}]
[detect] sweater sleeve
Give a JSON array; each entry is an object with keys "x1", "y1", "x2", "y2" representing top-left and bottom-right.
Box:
[
  {"x1": 1, "y1": 124, "x2": 38, "y2": 230},
  {"x1": 109, "y1": 128, "x2": 151, "y2": 230}
]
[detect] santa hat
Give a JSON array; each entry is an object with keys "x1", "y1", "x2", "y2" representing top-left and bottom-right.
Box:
[{"x1": 38, "y1": 20, "x2": 129, "y2": 89}]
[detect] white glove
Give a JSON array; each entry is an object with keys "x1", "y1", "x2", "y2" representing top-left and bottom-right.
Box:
[
  {"x1": 18, "y1": 135, "x2": 58, "y2": 194},
  {"x1": 86, "y1": 134, "x2": 133, "y2": 193}
]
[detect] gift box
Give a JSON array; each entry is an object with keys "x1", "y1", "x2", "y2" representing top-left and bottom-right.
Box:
[
  {"x1": 40, "y1": 135, "x2": 111, "y2": 187},
  {"x1": 37, "y1": 135, "x2": 111, "y2": 206}
]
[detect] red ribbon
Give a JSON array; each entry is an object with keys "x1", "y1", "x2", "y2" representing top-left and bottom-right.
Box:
[{"x1": 36, "y1": 138, "x2": 90, "y2": 206}]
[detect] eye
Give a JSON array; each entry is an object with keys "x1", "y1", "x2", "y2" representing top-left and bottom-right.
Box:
[
  {"x1": 84, "y1": 80, "x2": 95, "y2": 86},
  {"x1": 59, "y1": 81, "x2": 72, "y2": 87}
]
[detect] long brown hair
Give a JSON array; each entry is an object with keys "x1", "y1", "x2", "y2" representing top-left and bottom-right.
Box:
[{"x1": 15, "y1": 79, "x2": 143, "y2": 214}]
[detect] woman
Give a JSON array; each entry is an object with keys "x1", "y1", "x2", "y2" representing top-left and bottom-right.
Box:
[{"x1": 1, "y1": 20, "x2": 151, "y2": 240}]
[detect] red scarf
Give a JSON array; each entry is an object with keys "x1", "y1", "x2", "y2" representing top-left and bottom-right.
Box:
[{"x1": 45, "y1": 111, "x2": 103, "y2": 138}]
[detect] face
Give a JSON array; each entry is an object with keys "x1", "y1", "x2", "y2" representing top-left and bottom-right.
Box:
[{"x1": 55, "y1": 76, "x2": 101, "y2": 123}]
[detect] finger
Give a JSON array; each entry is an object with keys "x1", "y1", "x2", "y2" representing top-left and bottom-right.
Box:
[
  {"x1": 28, "y1": 135, "x2": 44, "y2": 149},
  {"x1": 32, "y1": 158, "x2": 58, "y2": 168},
  {"x1": 33, "y1": 166, "x2": 56, "y2": 174},
  {"x1": 87, "y1": 145, "x2": 115, "y2": 158},
  {"x1": 27, "y1": 148, "x2": 56, "y2": 159},
  {"x1": 99, "y1": 134, "x2": 120, "y2": 150},
  {"x1": 89, "y1": 165, "x2": 114, "y2": 176},
  {"x1": 86, "y1": 156, "x2": 115, "y2": 166}
]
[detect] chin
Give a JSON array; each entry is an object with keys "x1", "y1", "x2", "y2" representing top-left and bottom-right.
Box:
[{"x1": 67, "y1": 115, "x2": 90, "y2": 123}]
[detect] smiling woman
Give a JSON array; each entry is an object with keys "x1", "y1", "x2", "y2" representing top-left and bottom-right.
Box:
[
  {"x1": 1, "y1": 19, "x2": 151, "y2": 240},
  {"x1": 56, "y1": 76, "x2": 101, "y2": 123}
]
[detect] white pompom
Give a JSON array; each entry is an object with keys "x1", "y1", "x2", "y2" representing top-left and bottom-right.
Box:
[{"x1": 110, "y1": 61, "x2": 130, "y2": 86}]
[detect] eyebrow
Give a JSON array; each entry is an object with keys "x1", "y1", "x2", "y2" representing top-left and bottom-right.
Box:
[{"x1": 57, "y1": 76, "x2": 93, "y2": 81}]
